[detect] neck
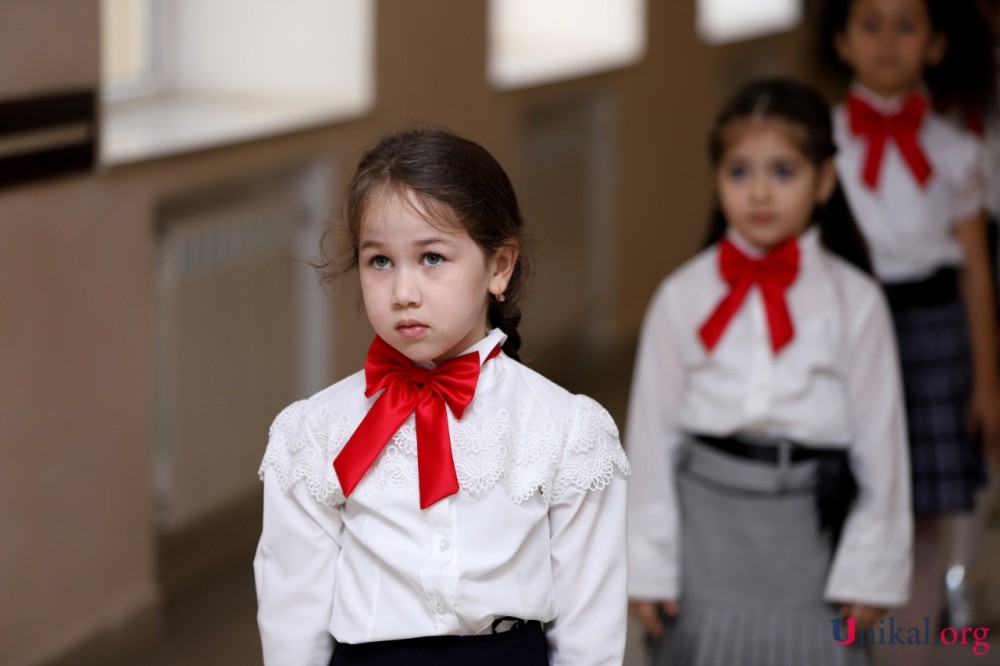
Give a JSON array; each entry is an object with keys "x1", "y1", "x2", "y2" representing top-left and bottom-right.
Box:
[
  {"x1": 726, "y1": 228, "x2": 799, "y2": 257},
  {"x1": 852, "y1": 80, "x2": 924, "y2": 106}
]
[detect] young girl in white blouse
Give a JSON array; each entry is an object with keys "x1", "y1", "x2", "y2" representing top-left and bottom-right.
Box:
[
  {"x1": 627, "y1": 78, "x2": 912, "y2": 666},
  {"x1": 819, "y1": 1, "x2": 1000, "y2": 658},
  {"x1": 254, "y1": 127, "x2": 630, "y2": 666}
]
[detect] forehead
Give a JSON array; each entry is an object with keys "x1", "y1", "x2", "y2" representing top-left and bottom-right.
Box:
[
  {"x1": 360, "y1": 186, "x2": 464, "y2": 240},
  {"x1": 849, "y1": 0, "x2": 929, "y2": 18},
  {"x1": 719, "y1": 118, "x2": 809, "y2": 158}
]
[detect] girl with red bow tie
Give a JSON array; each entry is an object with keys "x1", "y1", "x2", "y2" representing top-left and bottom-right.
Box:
[
  {"x1": 818, "y1": 1, "x2": 1000, "y2": 659},
  {"x1": 253, "y1": 128, "x2": 630, "y2": 666},
  {"x1": 627, "y1": 79, "x2": 911, "y2": 666}
]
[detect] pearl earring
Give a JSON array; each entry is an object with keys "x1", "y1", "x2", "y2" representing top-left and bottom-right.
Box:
[{"x1": 495, "y1": 291, "x2": 506, "y2": 302}]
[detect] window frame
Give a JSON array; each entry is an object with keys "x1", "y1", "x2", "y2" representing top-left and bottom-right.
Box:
[{"x1": 102, "y1": 0, "x2": 166, "y2": 101}]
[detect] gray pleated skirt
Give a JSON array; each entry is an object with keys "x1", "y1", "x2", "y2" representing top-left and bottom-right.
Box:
[{"x1": 649, "y1": 437, "x2": 870, "y2": 666}]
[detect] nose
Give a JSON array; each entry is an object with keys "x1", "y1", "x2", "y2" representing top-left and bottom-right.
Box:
[
  {"x1": 749, "y1": 172, "x2": 770, "y2": 202},
  {"x1": 392, "y1": 265, "x2": 420, "y2": 308}
]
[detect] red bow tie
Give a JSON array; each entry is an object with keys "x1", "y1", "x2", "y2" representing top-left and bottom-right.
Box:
[
  {"x1": 699, "y1": 238, "x2": 799, "y2": 354},
  {"x1": 848, "y1": 93, "x2": 932, "y2": 189},
  {"x1": 334, "y1": 336, "x2": 499, "y2": 509}
]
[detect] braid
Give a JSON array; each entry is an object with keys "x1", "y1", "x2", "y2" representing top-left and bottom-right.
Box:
[{"x1": 489, "y1": 301, "x2": 523, "y2": 361}]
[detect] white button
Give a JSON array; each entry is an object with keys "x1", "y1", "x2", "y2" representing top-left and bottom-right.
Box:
[
  {"x1": 439, "y1": 539, "x2": 451, "y2": 552},
  {"x1": 434, "y1": 601, "x2": 445, "y2": 612}
]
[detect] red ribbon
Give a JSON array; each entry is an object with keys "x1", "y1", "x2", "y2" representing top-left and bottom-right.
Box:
[
  {"x1": 698, "y1": 238, "x2": 799, "y2": 354},
  {"x1": 334, "y1": 336, "x2": 499, "y2": 509},
  {"x1": 848, "y1": 93, "x2": 932, "y2": 189}
]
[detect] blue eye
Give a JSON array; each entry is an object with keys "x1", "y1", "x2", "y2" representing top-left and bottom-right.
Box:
[
  {"x1": 370, "y1": 255, "x2": 391, "y2": 269},
  {"x1": 423, "y1": 252, "x2": 445, "y2": 267},
  {"x1": 727, "y1": 165, "x2": 749, "y2": 181},
  {"x1": 773, "y1": 163, "x2": 796, "y2": 180}
]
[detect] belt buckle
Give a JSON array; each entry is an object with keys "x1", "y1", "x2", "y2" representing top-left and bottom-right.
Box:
[{"x1": 491, "y1": 616, "x2": 526, "y2": 634}]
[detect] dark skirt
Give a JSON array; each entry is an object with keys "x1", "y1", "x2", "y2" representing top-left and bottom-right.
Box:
[
  {"x1": 883, "y1": 275, "x2": 986, "y2": 516},
  {"x1": 650, "y1": 437, "x2": 869, "y2": 666},
  {"x1": 330, "y1": 621, "x2": 548, "y2": 666}
]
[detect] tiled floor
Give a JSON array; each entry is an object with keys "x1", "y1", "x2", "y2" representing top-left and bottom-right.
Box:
[
  {"x1": 127, "y1": 521, "x2": 1000, "y2": 665},
  {"x1": 128, "y1": 345, "x2": 1000, "y2": 665}
]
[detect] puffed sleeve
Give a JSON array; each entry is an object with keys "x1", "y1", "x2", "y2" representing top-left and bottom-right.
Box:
[
  {"x1": 546, "y1": 396, "x2": 630, "y2": 666},
  {"x1": 949, "y1": 130, "x2": 986, "y2": 223},
  {"x1": 625, "y1": 279, "x2": 687, "y2": 601},
  {"x1": 824, "y1": 282, "x2": 913, "y2": 606},
  {"x1": 254, "y1": 401, "x2": 344, "y2": 666}
]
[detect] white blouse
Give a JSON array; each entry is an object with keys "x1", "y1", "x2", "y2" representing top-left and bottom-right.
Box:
[
  {"x1": 833, "y1": 83, "x2": 985, "y2": 282},
  {"x1": 626, "y1": 228, "x2": 912, "y2": 607},
  {"x1": 255, "y1": 328, "x2": 631, "y2": 666}
]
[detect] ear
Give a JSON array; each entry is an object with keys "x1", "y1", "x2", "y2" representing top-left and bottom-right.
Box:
[
  {"x1": 925, "y1": 33, "x2": 947, "y2": 67},
  {"x1": 488, "y1": 242, "x2": 518, "y2": 297},
  {"x1": 833, "y1": 31, "x2": 853, "y2": 66},
  {"x1": 816, "y1": 160, "x2": 837, "y2": 205}
]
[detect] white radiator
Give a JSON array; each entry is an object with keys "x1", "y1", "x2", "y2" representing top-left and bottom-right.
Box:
[{"x1": 153, "y1": 162, "x2": 332, "y2": 532}]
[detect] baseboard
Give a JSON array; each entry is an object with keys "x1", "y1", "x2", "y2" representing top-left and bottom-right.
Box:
[
  {"x1": 158, "y1": 491, "x2": 264, "y2": 602},
  {"x1": 38, "y1": 592, "x2": 161, "y2": 666}
]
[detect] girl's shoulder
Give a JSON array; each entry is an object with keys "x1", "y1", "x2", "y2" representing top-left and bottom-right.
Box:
[
  {"x1": 494, "y1": 357, "x2": 629, "y2": 498},
  {"x1": 816, "y1": 248, "x2": 891, "y2": 319},
  {"x1": 821, "y1": 249, "x2": 880, "y2": 291},
  {"x1": 644, "y1": 245, "x2": 720, "y2": 314},
  {"x1": 270, "y1": 369, "x2": 368, "y2": 432},
  {"x1": 650, "y1": 245, "x2": 717, "y2": 293},
  {"x1": 259, "y1": 371, "x2": 367, "y2": 504},
  {"x1": 497, "y1": 356, "x2": 620, "y2": 436},
  {"x1": 923, "y1": 111, "x2": 983, "y2": 157}
]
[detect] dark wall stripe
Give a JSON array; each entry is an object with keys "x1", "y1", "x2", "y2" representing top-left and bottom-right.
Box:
[{"x1": 0, "y1": 89, "x2": 97, "y2": 189}]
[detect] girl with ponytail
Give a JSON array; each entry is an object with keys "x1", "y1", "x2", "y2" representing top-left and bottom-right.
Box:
[{"x1": 255, "y1": 127, "x2": 630, "y2": 666}]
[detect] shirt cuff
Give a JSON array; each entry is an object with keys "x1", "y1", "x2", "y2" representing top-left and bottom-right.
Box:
[{"x1": 824, "y1": 547, "x2": 911, "y2": 607}]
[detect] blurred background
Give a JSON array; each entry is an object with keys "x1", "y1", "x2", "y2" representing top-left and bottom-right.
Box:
[{"x1": 1, "y1": 1, "x2": 997, "y2": 664}]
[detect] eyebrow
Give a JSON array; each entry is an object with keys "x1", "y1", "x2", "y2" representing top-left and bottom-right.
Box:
[
  {"x1": 721, "y1": 152, "x2": 806, "y2": 163},
  {"x1": 359, "y1": 236, "x2": 459, "y2": 251}
]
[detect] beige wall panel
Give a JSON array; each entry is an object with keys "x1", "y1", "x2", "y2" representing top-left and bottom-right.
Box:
[
  {"x1": 0, "y1": 0, "x2": 822, "y2": 662},
  {"x1": 0, "y1": 0, "x2": 100, "y2": 99},
  {"x1": 0, "y1": 175, "x2": 156, "y2": 665}
]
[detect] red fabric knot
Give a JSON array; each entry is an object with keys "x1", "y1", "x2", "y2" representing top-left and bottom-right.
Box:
[
  {"x1": 847, "y1": 92, "x2": 932, "y2": 189},
  {"x1": 698, "y1": 237, "x2": 800, "y2": 355},
  {"x1": 333, "y1": 336, "x2": 500, "y2": 509}
]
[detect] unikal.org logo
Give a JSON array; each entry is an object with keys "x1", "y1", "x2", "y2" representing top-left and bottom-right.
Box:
[{"x1": 831, "y1": 616, "x2": 990, "y2": 656}]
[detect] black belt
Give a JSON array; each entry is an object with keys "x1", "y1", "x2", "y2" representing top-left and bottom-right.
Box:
[
  {"x1": 882, "y1": 267, "x2": 959, "y2": 310},
  {"x1": 691, "y1": 433, "x2": 858, "y2": 544},
  {"x1": 331, "y1": 619, "x2": 545, "y2": 664},
  {"x1": 692, "y1": 433, "x2": 823, "y2": 464}
]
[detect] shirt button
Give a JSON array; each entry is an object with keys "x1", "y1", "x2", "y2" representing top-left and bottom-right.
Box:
[
  {"x1": 439, "y1": 539, "x2": 451, "y2": 552},
  {"x1": 434, "y1": 601, "x2": 445, "y2": 613}
]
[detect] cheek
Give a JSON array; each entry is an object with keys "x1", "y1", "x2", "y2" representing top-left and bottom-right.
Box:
[
  {"x1": 718, "y1": 188, "x2": 743, "y2": 218},
  {"x1": 358, "y1": 272, "x2": 386, "y2": 306}
]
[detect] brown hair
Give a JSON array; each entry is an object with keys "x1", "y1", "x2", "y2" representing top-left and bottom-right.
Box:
[
  {"x1": 815, "y1": 0, "x2": 997, "y2": 118},
  {"x1": 320, "y1": 126, "x2": 532, "y2": 361},
  {"x1": 704, "y1": 78, "x2": 873, "y2": 275}
]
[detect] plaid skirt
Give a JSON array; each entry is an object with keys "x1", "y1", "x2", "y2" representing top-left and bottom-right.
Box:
[{"x1": 885, "y1": 286, "x2": 986, "y2": 516}]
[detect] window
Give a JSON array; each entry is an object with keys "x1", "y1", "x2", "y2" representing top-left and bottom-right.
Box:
[
  {"x1": 488, "y1": 0, "x2": 646, "y2": 89},
  {"x1": 102, "y1": 0, "x2": 160, "y2": 98},
  {"x1": 696, "y1": 0, "x2": 801, "y2": 44},
  {"x1": 100, "y1": 0, "x2": 375, "y2": 165}
]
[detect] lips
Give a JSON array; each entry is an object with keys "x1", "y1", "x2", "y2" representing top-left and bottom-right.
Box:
[
  {"x1": 749, "y1": 212, "x2": 774, "y2": 224},
  {"x1": 396, "y1": 320, "x2": 429, "y2": 339}
]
